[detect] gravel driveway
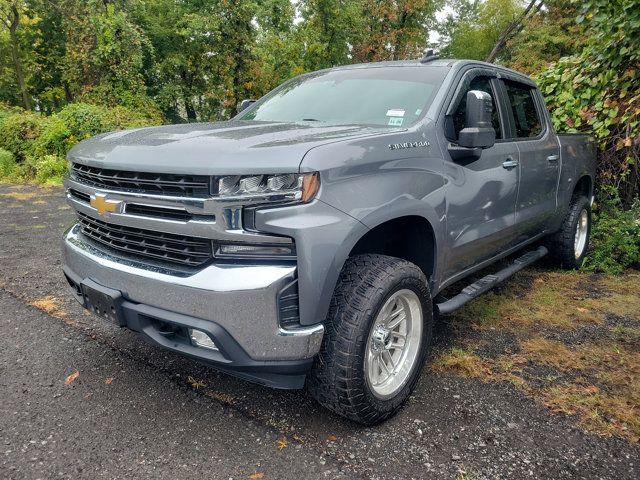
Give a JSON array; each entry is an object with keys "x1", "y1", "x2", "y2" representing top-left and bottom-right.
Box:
[{"x1": 1, "y1": 184, "x2": 637, "y2": 479}]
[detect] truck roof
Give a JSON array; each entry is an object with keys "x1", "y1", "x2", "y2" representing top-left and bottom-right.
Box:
[{"x1": 325, "y1": 59, "x2": 537, "y2": 88}]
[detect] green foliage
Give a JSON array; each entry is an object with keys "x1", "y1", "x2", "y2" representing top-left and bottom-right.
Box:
[
  {"x1": 585, "y1": 191, "x2": 640, "y2": 274},
  {"x1": 34, "y1": 102, "x2": 159, "y2": 158},
  {"x1": 298, "y1": 0, "x2": 364, "y2": 70},
  {"x1": 62, "y1": 2, "x2": 155, "y2": 111},
  {"x1": 505, "y1": 1, "x2": 585, "y2": 75},
  {"x1": 0, "y1": 109, "x2": 48, "y2": 162},
  {"x1": 33, "y1": 154, "x2": 67, "y2": 185},
  {"x1": 352, "y1": 0, "x2": 442, "y2": 62},
  {"x1": 0, "y1": 147, "x2": 16, "y2": 178},
  {"x1": 0, "y1": 101, "x2": 160, "y2": 184},
  {"x1": 536, "y1": 0, "x2": 640, "y2": 205},
  {"x1": 436, "y1": 0, "x2": 521, "y2": 60}
]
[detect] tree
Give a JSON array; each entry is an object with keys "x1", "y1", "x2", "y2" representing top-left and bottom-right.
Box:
[
  {"x1": 435, "y1": 0, "x2": 522, "y2": 61},
  {"x1": 485, "y1": 0, "x2": 543, "y2": 63},
  {"x1": 24, "y1": 0, "x2": 71, "y2": 112},
  {"x1": 60, "y1": 1, "x2": 155, "y2": 112},
  {"x1": 218, "y1": 0, "x2": 259, "y2": 115},
  {"x1": 504, "y1": 0, "x2": 585, "y2": 75},
  {"x1": 251, "y1": 0, "x2": 304, "y2": 95},
  {"x1": 298, "y1": 0, "x2": 363, "y2": 70},
  {"x1": 352, "y1": 0, "x2": 442, "y2": 62},
  {"x1": 0, "y1": 0, "x2": 31, "y2": 109}
]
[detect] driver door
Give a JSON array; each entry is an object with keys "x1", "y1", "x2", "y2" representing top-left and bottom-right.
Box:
[{"x1": 442, "y1": 72, "x2": 521, "y2": 280}]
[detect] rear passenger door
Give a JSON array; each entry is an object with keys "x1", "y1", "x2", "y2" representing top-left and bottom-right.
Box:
[{"x1": 501, "y1": 80, "x2": 560, "y2": 239}]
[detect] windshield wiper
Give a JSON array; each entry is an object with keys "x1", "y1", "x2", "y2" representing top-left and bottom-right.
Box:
[{"x1": 301, "y1": 118, "x2": 320, "y2": 122}]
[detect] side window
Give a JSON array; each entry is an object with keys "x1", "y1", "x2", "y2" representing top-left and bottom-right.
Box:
[
  {"x1": 504, "y1": 81, "x2": 542, "y2": 138},
  {"x1": 451, "y1": 76, "x2": 502, "y2": 140}
]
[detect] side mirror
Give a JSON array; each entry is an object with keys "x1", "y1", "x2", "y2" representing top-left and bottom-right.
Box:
[
  {"x1": 457, "y1": 90, "x2": 496, "y2": 149},
  {"x1": 238, "y1": 99, "x2": 256, "y2": 113}
]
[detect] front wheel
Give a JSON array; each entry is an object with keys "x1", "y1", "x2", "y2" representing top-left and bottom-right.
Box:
[
  {"x1": 307, "y1": 254, "x2": 433, "y2": 425},
  {"x1": 546, "y1": 195, "x2": 592, "y2": 269}
]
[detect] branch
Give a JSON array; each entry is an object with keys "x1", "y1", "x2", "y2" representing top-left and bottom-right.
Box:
[
  {"x1": 485, "y1": 0, "x2": 543, "y2": 63},
  {"x1": 0, "y1": 3, "x2": 12, "y2": 29}
]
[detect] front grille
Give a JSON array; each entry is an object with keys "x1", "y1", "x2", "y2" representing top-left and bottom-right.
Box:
[
  {"x1": 69, "y1": 189, "x2": 90, "y2": 203},
  {"x1": 77, "y1": 212, "x2": 212, "y2": 267},
  {"x1": 71, "y1": 163, "x2": 211, "y2": 197},
  {"x1": 125, "y1": 203, "x2": 194, "y2": 222}
]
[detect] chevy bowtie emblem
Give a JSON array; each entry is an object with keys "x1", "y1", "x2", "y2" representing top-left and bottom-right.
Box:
[{"x1": 90, "y1": 193, "x2": 123, "y2": 215}]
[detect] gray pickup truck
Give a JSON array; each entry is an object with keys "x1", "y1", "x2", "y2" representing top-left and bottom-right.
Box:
[{"x1": 62, "y1": 58, "x2": 595, "y2": 424}]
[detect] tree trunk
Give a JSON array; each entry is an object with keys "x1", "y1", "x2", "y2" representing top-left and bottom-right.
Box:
[
  {"x1": 7, "y1": 4, "x2": 31, "y2": 110},
  {"x1": 485, "y1": 0, "x2": 542, "y2": 63},
  {"x1": 183, "y1": 94, "x2": 197, "y2": 121}
]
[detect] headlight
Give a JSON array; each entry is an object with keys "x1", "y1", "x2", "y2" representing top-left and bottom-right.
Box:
[{"x1": 215, "y1": 172, "x2": 319, "y2": 203}]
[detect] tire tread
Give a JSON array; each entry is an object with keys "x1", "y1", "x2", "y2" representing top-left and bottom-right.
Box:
[{"x1": 307, "y1": 254, "x2": 432, "y2": 425}]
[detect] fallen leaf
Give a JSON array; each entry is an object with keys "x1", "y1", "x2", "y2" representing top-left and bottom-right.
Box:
[
  {"x1": 583, "y1": 385, "x2": 600, "y2": 394},
  {"x1": 327, "y1": 434, "x2": 337, "y2": 442},
  {"x1": 577, "y1": 307, "x2": 589, "y2": 313},
  {"x1": 248, "y1": 472, "x2": 264, "y2": 479},
  {"x1": 64, "y1": 370, "x2": 80, "y2": 385},
  {"x1": 187, "y1": 376, "x2": 207, "y2": 389},
  {"x1": 29, "y1": 296, "x2": 65, "y2": 318},
  {"x1": 104, "y1": 377, "x2": 114, "y2": 385},
  {"x1": 276, "y1": 438, "x2": 288, "y2": 450},
  {"x1": 292, "y1": 434, "x2": 303, "y2": 443}
]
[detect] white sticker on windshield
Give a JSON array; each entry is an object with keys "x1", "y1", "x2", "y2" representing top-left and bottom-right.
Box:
[
  {"x1": 388, "y1": 117, "x2": 404, "y2": 126},
  {"x1": 415, "y1": 108, "x2": 422, "y2": 115},
  {"x1": 386, "y1": 109, "x2": 405, "y2": 117}
]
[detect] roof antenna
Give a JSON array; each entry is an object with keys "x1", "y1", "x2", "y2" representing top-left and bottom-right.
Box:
[{"x1": 420, "y1": 49, "x2": 439, "y2": 63}]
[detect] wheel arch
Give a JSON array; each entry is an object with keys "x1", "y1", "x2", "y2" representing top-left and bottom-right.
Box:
[
  {"x1": 573, "y1": 174, "x2": 593, "y2": 200},
  {"x1": 348, "y1": 215, "x2": 437, "y2": 287}
]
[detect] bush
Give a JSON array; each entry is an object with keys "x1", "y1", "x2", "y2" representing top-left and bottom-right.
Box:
[
  {"x1": 0, "y1": 102, "x2": 162, "y2": 185},
  {"x1": 34, "y1": 102, "x2": 160, "y2": 158},
  {"x1": 34, "y1": 155, "x2": 68, "y2": 185},
  {"x1": 584, "y1": 191, "x2": 640, "y2": 275},
  {"x1": 0, "y1": 148, "x2": 17, "y2": 179},
  {"x1": 0, "y1": 110, "x2": 49, "y2": 163}
]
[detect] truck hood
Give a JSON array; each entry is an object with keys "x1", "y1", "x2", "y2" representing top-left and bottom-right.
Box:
[{"x1": 68, "y1": 120, "x2": 394, "y2": 175}]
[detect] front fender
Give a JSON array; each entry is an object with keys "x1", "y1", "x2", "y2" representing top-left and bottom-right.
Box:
[{"x1": 255, "y1": 199, "x2": 369, "y2": 326}]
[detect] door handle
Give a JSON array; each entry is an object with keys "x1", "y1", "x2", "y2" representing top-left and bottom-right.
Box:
[
  {"x1": 502, "y1": 158, "x2": 519, "y2": 169},
  {"x1": 547, "y1": 154, "x2": 559, "y2": 164}
]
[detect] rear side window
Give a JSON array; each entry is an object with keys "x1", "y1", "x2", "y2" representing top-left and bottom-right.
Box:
[{"x1": 504, "y1": 81, "x2": 542, "y2": 138}]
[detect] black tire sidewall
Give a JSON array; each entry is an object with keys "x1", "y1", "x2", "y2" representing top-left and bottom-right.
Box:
[
  {"x1": 356, "y1": 267, "x2": 433, "y2": 418},
  {"x1": 569, "y1": 197, "x2": 592, "y2": 267}
]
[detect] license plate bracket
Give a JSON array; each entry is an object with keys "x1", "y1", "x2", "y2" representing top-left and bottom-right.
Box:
[{"x1": 81, "y1": 279, "x2": 125, "y2": 326}]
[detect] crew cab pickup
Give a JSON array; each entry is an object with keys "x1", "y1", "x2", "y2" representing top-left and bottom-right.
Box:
[{"x1": 62, "y1": 58, "x2": 596, "y2": 424}]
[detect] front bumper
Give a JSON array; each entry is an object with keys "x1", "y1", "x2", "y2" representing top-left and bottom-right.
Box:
[{"x1": 62, "y1": 224, "x2": 324, "y2": 389}]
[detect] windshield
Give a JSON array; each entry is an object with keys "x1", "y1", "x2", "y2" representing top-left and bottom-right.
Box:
[{"x1": 239, "y1": 66, "x2": 449, "y2": 127}]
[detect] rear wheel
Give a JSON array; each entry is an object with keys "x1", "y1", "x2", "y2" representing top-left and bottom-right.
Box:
[
  {"x1": 546, "y1": 195, "x2": 591, "y2": 269},
  {"x1": 308, "y1": 254, "x2": 433, "y2": 425}
]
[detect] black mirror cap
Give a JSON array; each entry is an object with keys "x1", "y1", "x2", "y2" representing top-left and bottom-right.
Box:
[
  {"x1": 238, "y1": 99, "x2": 256, "y2": 113},
  {"x1": 458, "y1": 90, "x2": 496, "y2": 149}
]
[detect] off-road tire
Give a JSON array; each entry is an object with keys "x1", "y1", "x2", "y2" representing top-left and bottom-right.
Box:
[
  {"x1": 307, "y1": 254, "x2": 433, "y2": 425},
  {"x1": 545, "y1": 195, "x2": 591, "y2": 269}
]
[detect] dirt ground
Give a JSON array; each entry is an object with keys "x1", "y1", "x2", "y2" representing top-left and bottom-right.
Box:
[{"x1": 1, "y1": 183, "x2": 638, "y2": 480}]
